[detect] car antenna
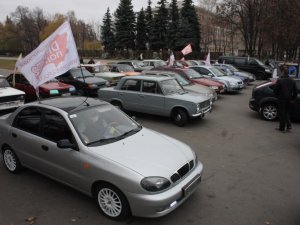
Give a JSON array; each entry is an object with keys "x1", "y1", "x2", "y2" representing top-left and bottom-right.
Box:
[{"x1": 79, "y1": 64, "x2": 89, "y2": 107}]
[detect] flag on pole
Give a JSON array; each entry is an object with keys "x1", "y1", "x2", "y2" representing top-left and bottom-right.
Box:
[
  {"x1": 167, "y1": 51, "x2": 175, "y2": 67},
  {"x1": 205, "y1": 52, "x2": 211, "y2": 65},
  {"x1": 12, "y1": 53, "x2": 22, "y2": 87},
  {"x1": 16, "y1": 21, "x2": 80, "y2": 90},
  {"x1": 181, "y1": 44, "x2": 192, "y2": 55}
]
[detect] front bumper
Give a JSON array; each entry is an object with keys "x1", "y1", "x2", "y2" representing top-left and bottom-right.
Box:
[
  {"x1": 192, "y1": 105, "x2": 212, "y2": 117},
  {"x1": 0, "y1": 100, "x2": 24, "y2": 110},
  {"x1": 126, "y1": 161, "x2": 203, "y2": 218},
  {"x1": 249, "y1": 98, "x2": 259, "y2": 112}
]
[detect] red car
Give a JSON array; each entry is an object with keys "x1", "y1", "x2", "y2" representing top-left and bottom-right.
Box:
[
  {"x1": 154, "y1": 67, "x2": 225, "y2": 94},
  {"x1": 7, "y1": 73, "x2": 76, "y2": 101}
]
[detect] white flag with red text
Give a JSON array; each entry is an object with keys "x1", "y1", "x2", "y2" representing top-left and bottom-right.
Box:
[
  {"x1": 16, "y1": 21, "x2": 79, "y2": 89},
  {"x1": 167, "y1": 51, "x2": 175, "y2": 67},
  {"x1": 205, "y1": 52, "x2": 211, "y2": 65},
  {"x1": 181, "y1": 44, "x2": 192, "y2": 55}
]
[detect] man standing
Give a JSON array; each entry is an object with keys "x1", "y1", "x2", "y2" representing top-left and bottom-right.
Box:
[{"x1": 274, "y1": 64, "x2": 297, "y2": 132}]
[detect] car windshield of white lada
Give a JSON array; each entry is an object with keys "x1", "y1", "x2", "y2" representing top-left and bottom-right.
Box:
[
  {"x1": 161, "y1": 79, "x2": 184, "y2": 95},
  {"x1": 69, "y1": 105, "x2": 141, "y2": 146}
]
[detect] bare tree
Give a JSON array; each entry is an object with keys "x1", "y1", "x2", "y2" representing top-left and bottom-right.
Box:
[{"x1": 217, "y1": 0, "x2": 267, "y2": 56}]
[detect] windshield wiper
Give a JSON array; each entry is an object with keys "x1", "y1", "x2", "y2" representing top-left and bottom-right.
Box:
[{"x1": 86, "y1": 127, "x2": 142, "y2": 146}]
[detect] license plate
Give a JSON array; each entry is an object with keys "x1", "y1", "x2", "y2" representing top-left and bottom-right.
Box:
[
  {"x1": 62, "y1": 93, "x2": 71, "y2": 96},
  {"x1": 182, "y1": 174, "x2": 201, "y2": 197}
]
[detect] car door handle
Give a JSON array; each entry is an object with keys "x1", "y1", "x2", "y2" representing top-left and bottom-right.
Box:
[
  {"x1": 119, "y1": 93, "x2": 123, "y2": 95},
  {"x1": 41, "y1": 145, "x2": 49, "y2": 151},
  {"x1": 12, "y1": 133, "x2": 17, "y2": 138},
  {"x1": 139, "y1": 95, "x2": 144, "y2": 98}
]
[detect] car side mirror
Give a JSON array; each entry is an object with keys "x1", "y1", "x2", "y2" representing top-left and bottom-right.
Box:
[
  {"x1": 208, "y1": 73, "x2": 213, "y2": 76},
  {"x1": 57, "y1": 139, "x2": 76, "y2": 150}
]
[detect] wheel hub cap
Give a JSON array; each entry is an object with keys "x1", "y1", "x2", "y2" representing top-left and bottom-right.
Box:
[{"x1": 98, "y1": 188, "x2": 122, "y2": 217}]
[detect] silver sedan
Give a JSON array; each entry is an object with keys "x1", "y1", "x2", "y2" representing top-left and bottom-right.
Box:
[{"x1": 0, "y1": 97, "x2": 203, "y2": 220}]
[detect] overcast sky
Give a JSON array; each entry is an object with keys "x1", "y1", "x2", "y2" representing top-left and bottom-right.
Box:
[{"x1": 0, "y1": 0, "x2": 152, "y2": 23}]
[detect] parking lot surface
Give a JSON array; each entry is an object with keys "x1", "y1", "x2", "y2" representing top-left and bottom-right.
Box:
[{"x1": 1, "y1": 82, "x2": 300, "y2": 225}]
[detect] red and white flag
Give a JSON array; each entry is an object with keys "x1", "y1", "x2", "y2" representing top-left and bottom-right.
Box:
[
  {"x1": 205, "y1": 52, "x2": 211, "y2": 65},
  {"x1": 181, "y1": 44, "x2": 192, "y2": 55},
  {"x1": 16, "y1": 21, "x2": 79, "y2": 89}
]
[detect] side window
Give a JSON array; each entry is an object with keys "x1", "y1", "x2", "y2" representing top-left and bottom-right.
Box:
[
  {"x1": 142, "y1": 81, "x2": 160, "y2": 94},
  {"x1": 234, "y1": 58, "x2": 246, "y2": 65},
  {"x1": 20, "y1": 75, "x2": 29, "y2": 84},
  {"x1": 249, "y1": 59, "x2": 258, "y2": 65},
  {"x1": 13, "y1": 107, "x2": 42, "y2": 135},
  {"x1": 120, "y1": 79, "x2": 141, "y2": 91},
  {"x1": 43, "y1": 110, "x2": 73, "y2": 143}
]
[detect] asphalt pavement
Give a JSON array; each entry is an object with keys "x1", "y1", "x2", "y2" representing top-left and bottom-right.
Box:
[{"x1": 0, "y1": 82, "x2": 300, "y2": 225}]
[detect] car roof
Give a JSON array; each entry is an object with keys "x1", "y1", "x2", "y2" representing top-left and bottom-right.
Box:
[
  {"x1": 143, "y1": 59, "x2": 164, "y2": 62},
  {"x1": 28, "y1": 97, "x2": 108, "y2": 113},
  {"x1": 123, "y1": 75, "x2": 174, "y2": 82}
]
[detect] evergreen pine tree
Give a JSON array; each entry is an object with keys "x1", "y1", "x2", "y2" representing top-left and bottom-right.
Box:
[
  {"x1": 136, "y1": 8, "x2": 147, "y2": 50},
  {"x1": 114, "y1": 0, "x2": 136, "y2": 51},
  {"x1": 168, "y1": 0, "x2": 180, "y2": 50},
  {"x1": 101, "y1": 8, "x2": 115, "y2": 52},
  {"x1": 151, "y1": 0, "x2": 169, "y2": 51},
  {"x1": 145, "y1": 0, "x2": 153, "y2": 50},
  {"x1": 180, "y1": 0, "x2": 201, "y2": 51}
]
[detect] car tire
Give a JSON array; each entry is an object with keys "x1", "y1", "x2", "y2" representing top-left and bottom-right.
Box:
[
  {"x1": 261, "y1": 103, "x2": 278, "y2": 121},
  {"x1": 111, "y1": 101, "x2": 124, "y2": 111},
  {"x1": 172, "y1": 108, "x2": 188, "y2": 126},
  {"x1": 95, "y1": 183, "x2": 131, "y2": 221},
  {"x1": 2, "y1": 147, "x2": 23, "y2": 174}
]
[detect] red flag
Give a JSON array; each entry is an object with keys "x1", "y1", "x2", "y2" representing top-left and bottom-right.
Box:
[{"x1": 181, "y1": 44, "x2": 192, "y2": 55}]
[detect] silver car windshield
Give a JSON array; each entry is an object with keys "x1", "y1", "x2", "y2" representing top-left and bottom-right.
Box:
[
  {"x1": 99, "y1": 65, "x2": 110, "y2": 72},
  {"x1": 72, "y1": 69, "x2": 94, "y2": 78},
  {"x1": 161, "y1": 79, "x2": 184, "y2": 94},
  {"x1": 210, "y1": 67, "x2": 226, "y2": 77},
  {"x1": 69, "y1": 105, "x2": 141, "y2": 146},
  {"x1": 224, "y1": 64, "x2": 239, "y2": 72},
  {"x1": 184, "y1": 69, "x2": 202, "y2": 79},
  {"x1": 0, "y1": 78, "x2": 10, "y2": 88}
]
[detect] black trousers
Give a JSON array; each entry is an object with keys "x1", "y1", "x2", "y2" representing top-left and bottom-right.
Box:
[{"x1": 278, "y1": 100, "x2": 292, "y2": 130}]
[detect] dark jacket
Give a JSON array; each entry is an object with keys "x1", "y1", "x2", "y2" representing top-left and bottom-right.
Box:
[{"x1": 274, "y1": 76, "x2": 297, "y2": 101}]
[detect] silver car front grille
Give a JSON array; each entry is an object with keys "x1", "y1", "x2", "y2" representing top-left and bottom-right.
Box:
[
  {"x1": 170, "y1": 160, "x2": 195, "y2": 183},
  {"x1": 199, "y1": 99, "x2": 210, "y2": 109}
]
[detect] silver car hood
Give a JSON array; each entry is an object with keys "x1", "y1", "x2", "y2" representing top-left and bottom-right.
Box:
[
  {"x1": 167, "y1": 91, "x2": 211, "y2": 103},
  {"x1": 94, "y1": 71, "x2": 124, "y2": 78},
  {"x1": 184, "y1": 84, "x2": 214, "y2": 95},
  {"x1": 217, "y1": 76, "x2": 241, "y2": 83},
  {"x1": 88, "y1": 128, "x2": 194, "y2": 177},
  {"x1": 0, "y1": 87, "x2": 25, "y2": 97}
]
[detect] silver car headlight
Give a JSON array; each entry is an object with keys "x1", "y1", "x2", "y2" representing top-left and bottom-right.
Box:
[
  {"x1": 196, "y1": 103, "x2": 200, "y2": 112},
  {"x1": 141, "y1": 177, "x2": 171, "y2": 192},
  {"x1": 229, "y1": 82, "x2": 236, "y2": 86}
]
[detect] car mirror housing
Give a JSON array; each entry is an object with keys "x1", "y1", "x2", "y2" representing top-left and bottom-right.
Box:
[{"x1": 57, "y1": 139, "x2": 76, "y2": 150}]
